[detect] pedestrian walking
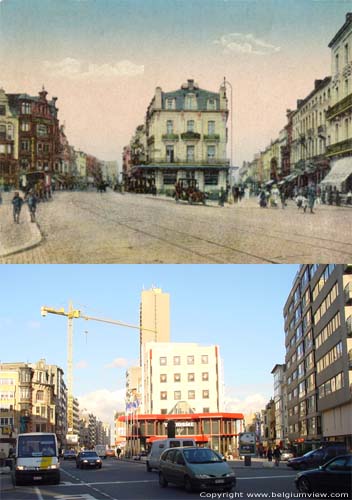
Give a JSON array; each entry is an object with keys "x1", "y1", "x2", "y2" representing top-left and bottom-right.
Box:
[
  {"x1": 259, "y1": 190, "x2": 267, "y2": 208},
  {"x1": 307, "y1": 184, "x2": 316, "y2": 213},
  {"x1": 25, "y1": 190, "x2": 38, "y2": 222},
  {"x1": 0, "y1": 191, "x2": 2, "y2": 207},
  {"x1": 267, "y1": 448, "x2": 273, "y2": 462},
  {"x1": 279, "y1": 188, "x2": 287, "y2": 209},
  {"x1": 218, "y1": 187, "x2": 226, "y2": 207},
  {"x1": 273, "y1": 446, "x2": 281, "y2": 467},
  {"x1": 0, "y1": 448, "x2": 6, "y2": 467},
  {"x1": 12, "y1": 191, "x2": 24, "y2": 223}
]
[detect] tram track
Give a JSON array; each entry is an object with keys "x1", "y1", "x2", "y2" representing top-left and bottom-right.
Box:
[{"x1": 70, "y1": 197, "x2": 352, "y2": 263}]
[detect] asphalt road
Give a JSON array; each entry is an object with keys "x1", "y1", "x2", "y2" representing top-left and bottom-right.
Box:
[
  {"x1": 0, "y1": 190, "x2": 351, "y2": 263},
  {"x1": 1, "y1": 458, "x2": 301, "y2": 500}
]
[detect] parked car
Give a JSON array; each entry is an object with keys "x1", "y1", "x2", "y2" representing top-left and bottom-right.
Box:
[
  {"x1": 76, "y1": 451, "x2": 102, "y2": 469},
  {"x1": 105, "y1": 449, "x2": 115, "y2": 458},
  {"x1": 287, "y1": 444, "x2": 348, "y2": 470},
  {"x1": 63, "y1": 449, "x2": 77, "y2": 460},
  {"x1": 281, "y1": 449, "x2": 295, "y2": 461},
  {"x1": 158, "y1": 446, "x2": 236, "y2": 493},
  {"x1": 295, "y1": 454, "x2": 351, "y2": 495}
]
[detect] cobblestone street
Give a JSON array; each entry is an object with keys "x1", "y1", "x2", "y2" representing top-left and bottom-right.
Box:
[{"x1": 0, "y1": 190, "x2": 351, "y2": 263}]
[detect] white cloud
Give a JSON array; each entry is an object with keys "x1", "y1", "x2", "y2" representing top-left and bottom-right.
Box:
[
  {"x1": 43, "y1": 58, "x2": 144, "y2": 80},
  {"x1": 78, "y1": 388, "x2": 125, "y2": 425},
  {"x1": 76, "y1": 360, "x2": 88, "y2": 369},
  {"x1": 223, "y1": 391, "x2": 267, "y2": 416},
  {"x1": 214, "y1": 33, "x2": 280, "y2": 55},
  {"x1": 105, "y1": 357, "x2": 129, "y2": 368}
]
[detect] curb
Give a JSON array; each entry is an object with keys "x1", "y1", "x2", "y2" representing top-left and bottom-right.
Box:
[{"x1": 0, "y1": 219, "x2": 43, "y2": 259}]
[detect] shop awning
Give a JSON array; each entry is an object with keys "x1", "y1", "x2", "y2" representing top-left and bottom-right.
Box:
[{"x1": 320, "y1": 157, "x2": 352, "y2": 189}]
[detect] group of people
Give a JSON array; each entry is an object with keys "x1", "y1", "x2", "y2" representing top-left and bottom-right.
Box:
[
  {"x1": 11, "y1": 190, "x2": 38, "y2": 224},
  {"x1": 258, "y1": 185, "x2": 288, "y2": 209}
]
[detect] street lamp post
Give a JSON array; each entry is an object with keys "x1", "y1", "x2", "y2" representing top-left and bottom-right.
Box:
[{"x1": 223, "y1": 77, "x2": 233, "y2": 179}]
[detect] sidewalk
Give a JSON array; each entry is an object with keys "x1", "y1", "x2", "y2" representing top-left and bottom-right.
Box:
[
  {"x1": 0, "y1": 192, "x2": 42, "y2": 258},
  {"x1": 0, "y1": 465, "x2": 13, "y2": 491}
]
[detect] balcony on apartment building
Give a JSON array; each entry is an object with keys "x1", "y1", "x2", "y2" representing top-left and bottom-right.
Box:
[
  {"x1": 345, "y1": 282, "x2": 352, "y2": 304},
  {"x1": 147, "y1": 158, "x2": 230, "y2": 166},
  {"x1": 326, "y1": 93, "x2": 352, "y2": 120},
  {"x1": 326, "y1": 138, "x2": 352, "y2": 157}
]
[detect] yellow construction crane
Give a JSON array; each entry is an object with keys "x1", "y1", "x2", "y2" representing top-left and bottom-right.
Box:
[{"x1": 41, "y1": 301, "x2": 155, "y2": 445}]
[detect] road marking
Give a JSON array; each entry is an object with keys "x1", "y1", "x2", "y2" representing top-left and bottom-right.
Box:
[
  {"x1": 58, "y1": 479, "x2": 158, "y2": 487},
  {"x1": 34, "y1": 487, "x2": 44, "y2": 500},
  {"x1": 239, "y1": 475, "x2": 296, "y2": 480}
]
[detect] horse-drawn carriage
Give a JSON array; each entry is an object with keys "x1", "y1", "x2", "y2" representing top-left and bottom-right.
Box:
[{"x1": 174, "y1": 179, "x2": 207, "y2": 205}]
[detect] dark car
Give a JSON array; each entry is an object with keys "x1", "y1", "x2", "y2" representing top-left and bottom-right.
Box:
[
  {"x1": 287, "y1": 445, "x2": 347, "y2": 470},
  {"x1": 76, "y1": 451, "x2": 102, "y2": 469},
  {"x1": 158, "y1": 446, "x2": 236, "y2": 493},
  {"x1": 63, "y1": 449, "x2": 77, "y2": 460},
  {"x1": 295, "y1": 454, "x2": 351, "y2": 495}
]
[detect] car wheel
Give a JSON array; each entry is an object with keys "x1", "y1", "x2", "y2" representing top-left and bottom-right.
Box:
[
  {"x1": 184, "y1": 476, "x2": 194, "y2": 493},
  {"x1": 297, "y1": 476, "x2": 311, "y2": 493},
  {"x1": 146, "y1": 462, "x2": 152, "y2": 472},
  {"x1": 159, "y1": 472, "x2": 168, "y2": 488}
]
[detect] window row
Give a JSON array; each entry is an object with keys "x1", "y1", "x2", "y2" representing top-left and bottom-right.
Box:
[
  {"x1": 165, "y1": 144, "x2": 219, "y2": 163},
  {"x1": 166, "y1": 120, "x2": 217, "y2": 135},
  {"x1": 288, "y1": 416, "x2": 321, "y2": 436},
  {"x1": 315, "y1": 312, "x2": 341, "y2": 349},
  {"x1": 318, "y1": 371, "x2": 344, "y2": 399},
  {"x1": 316, "y1": 341, "x2": 343, "y2": 374},
  {"x1": 0, "y1": 391, "x2": 14, "y2": 399},
  {"x1": 0, "y1": 417, "x2": 14, "y2": 426},
  {"x1": 159, "y1": 354, "x2": 209, "y2": 366},
  {"x1": 160, "y1": 389, "x2": 209, "y2": 400},
  {"x1": 21, "y1": 140, "x2": 51, "y2": 153},
  {"x1": 0, "y1": 144, "x2": 13, "y2": 154},
  {"x1": 160, "y1": 372, "x2": 209, "y2": 383},
  {"x1": 288, "y1": 374, "x2": 315, "y2": 400},
  {"x1": 314, "y1": 283, "x2": 339, "y2": 325},
  {"x1": 312, "y1": 265, "x2": 336, "y2": 301},
  {"x1": 165, "y1": 96, "x2": 217, "y2": 111},
  {"x1": 0, "y1": 123, "x2": 14, "y2": 139}
]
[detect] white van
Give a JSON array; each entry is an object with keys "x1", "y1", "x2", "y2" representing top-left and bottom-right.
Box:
[
  {"x1": 13, "y1": 432, "x2": 60, "y2": 485},
  {"x1": 146, "y1": 438, "x2": 195, "y2": 471}
]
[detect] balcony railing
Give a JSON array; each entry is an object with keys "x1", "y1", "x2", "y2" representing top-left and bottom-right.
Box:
[
  {"x1": 344, "y1": 282, "x2": 352, "y2": 304},
  {"x1": 326, "y1": 138, "x2": 352, "y2": 157},
  {"x1": 317, "y1": 125, "x2": 326, "y2": 135},
  {"x1": 180, "y1": 131, "x2": 201, "y2": 140},
  {"x1": 326, "y1": 93, "x2": 352, "y2": 119},
  {"x1": 146, "y1": 158, "x2": 230, "y2": 166},
  {"x1": 162, "y1": 133, "x2": 179, "y2": 141},
  {"x1": 203, "y1": 134, "x2": 220, "y2": 141}
]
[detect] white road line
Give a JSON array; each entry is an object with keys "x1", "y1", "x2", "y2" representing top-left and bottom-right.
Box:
[
  {"x1": 57, "y1": 479, "x2": 158, "y2": 487},
  {"x1": 34, "y1": 486, "x2": 44, "y2": 500},
  {"x1": 239, "y1": 475, "x2": 296, "y2": 480}
]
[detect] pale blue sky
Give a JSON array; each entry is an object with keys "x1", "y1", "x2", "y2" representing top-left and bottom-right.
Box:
[
  {"x1": 0, "y1": 264, "x2": 298, "y2": 419},
  {"x1": 0, "y1": 0, "x2": 349, "y2": 165}
]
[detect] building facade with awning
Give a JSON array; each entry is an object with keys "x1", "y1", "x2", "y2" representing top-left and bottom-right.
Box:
[{"x1": 320, "y1": 157, "x2": 352, "y2": 190}]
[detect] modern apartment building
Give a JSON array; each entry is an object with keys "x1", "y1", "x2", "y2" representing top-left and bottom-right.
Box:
[
  {"x1": 283, "y1": 264, "x2": 352, "y2": 453},
  {"x1": 139, "y1": 287, "x2": 170, "y2": 363},
  {"x1": 141, "y1": 342, "x2": 223, "y2": 415},
  {"x1": 271, "y1": 364, "x2": 288, "y2": 447}
]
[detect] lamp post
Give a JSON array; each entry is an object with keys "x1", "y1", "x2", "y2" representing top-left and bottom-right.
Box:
[{"x1": 223, "y1": 77, "x2": 233, "y2": 182}]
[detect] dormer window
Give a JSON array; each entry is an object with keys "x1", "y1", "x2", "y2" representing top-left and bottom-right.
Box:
[
  {"x1": 185, "y1": 93, "x2": 197, "y2": 110},
  {"x1": 166, "y1": 98, "x2": 175, "y2": 110},
  {"x1": 207, "y1": 99, "x2": 216, "y2": 111},
  {"x1": 21, "y1": 102, "x2": 31, "y2": 114}
]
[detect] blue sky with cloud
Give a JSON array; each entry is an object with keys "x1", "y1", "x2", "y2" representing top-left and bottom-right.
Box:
[{"x1": 0, "y1": 264, "x2": 298, "y2": 422}]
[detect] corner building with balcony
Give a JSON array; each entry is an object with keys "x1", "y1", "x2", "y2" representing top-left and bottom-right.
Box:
[
  {"x1": 133, "y1": 79, "x2": 229, "y2": 196},
  {"x1": 284, "y1": 265, "x2": 352, "y2": 454}
]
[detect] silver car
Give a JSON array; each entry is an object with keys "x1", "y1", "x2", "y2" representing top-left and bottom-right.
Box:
[
  {"x1": 158, "y1": 446, "x2": 236, "y2": 493},
  {"x1": 281, "y1": 449, "x2": 294, "y2": 461}
]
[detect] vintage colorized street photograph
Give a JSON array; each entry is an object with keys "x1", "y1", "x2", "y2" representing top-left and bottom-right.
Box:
[{"x1": 0, "y1": 0, "x2": 351, "y2": 263}]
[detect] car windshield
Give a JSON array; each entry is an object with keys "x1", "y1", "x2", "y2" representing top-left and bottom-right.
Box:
[
  {"x1": 81, "y1": 452, "x2": 98, "y2": 458},
  {"x1": 302, "y1": 449, "x2": 317, "y2": 457},
  {"x1": 183, "y1": 448, "x2": 223, "y2": 464},
  {"x1": 18, "y1": 435, "x2": 56, "y2": 458}
]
